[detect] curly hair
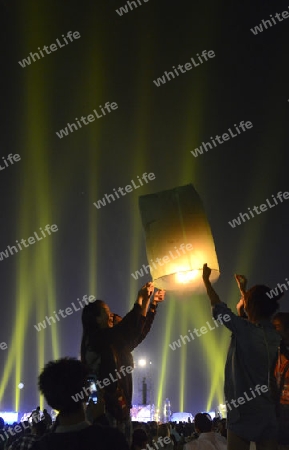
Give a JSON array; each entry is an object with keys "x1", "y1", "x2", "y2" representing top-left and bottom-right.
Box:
[{"x1": 38, "y1": 357, "x2": 88, "y2": 413}]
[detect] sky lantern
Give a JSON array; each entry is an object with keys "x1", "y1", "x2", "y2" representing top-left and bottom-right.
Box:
[{"x1": 139, "y1": 184, "x2": 220, "y2": 291}]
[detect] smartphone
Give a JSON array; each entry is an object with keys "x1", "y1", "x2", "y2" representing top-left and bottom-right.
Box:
[{"x1": 87, "y1": 377, "x2": 98, "y2": 404}]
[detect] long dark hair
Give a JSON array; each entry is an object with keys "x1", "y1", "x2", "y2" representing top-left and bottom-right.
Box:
[{"x1": 80, "y1": 300, "x2": 106, "y2": 364}]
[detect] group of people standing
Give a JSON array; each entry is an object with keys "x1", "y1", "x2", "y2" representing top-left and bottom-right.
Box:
[{"x1": 24, "y1": 265, "x2": 289, "y2": 450}]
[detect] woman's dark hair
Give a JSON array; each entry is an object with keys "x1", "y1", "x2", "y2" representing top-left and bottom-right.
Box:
[
  {"x1": 245, "y1": 285, "x2": 283, "y2": 321},
  {"x1": 80, "y1": 300, "x2": 106, "y2": 363}
]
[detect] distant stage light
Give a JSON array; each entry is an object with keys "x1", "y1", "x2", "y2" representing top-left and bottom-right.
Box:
[
  {"x1": 18, "y1": 383, "x2": 24, "y2": 389},
  {"x1": 138, "y1": 359, "x2": 147, "y2": 367},
  {"x1": 0, "y1": 411, "x2": 18, "y2": 424}
]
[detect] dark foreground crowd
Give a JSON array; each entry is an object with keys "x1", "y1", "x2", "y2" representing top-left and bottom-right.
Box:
[{"x1": 0, "y1": 407, "x2": 228, "y2": 450}]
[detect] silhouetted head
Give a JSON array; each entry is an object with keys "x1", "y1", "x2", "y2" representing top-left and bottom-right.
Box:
[
  {"x1": 194, "y1": 413, "x2": 212, "y2": 433},
  {"x1": 132, "y1": 429, "x2": 148, "y2": 450},
  {"x1": 38, "y1": 357, "x2": 88, "y2": 414},
  {"x1": 81, "y1": 300, "x2": 113, "y2": 331},
  {"x1": 243, "y1": 285, "x2": 282, "y2": 323}
]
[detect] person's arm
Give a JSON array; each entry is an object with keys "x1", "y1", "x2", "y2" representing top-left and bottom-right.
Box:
[
  {"x1": 136, "y1": 282, "x2": 154, "y2": 317},
  {"x1": 235, "y1": 274, "x2": 248, "y2": 318},
  {"x1": 202, "y1": 263, "x2": 249, "y2": 333},
  {"x1": 90, "y1": 283, "x2": 154, "y2": 351},
  {"x1": 202, "y1": 263, "x2": 221, "y2": 306},
  {"x1": 131, "y1": 289, "x2": 166, "y2": 350}
]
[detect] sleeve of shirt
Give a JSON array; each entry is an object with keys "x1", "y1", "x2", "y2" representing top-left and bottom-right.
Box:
[
  {"x1": 212, "y1": 301, "x2": 250, "y2": 334},
  {"x1": 136, "y1": 306, "x2": 157, "y2": 347}
]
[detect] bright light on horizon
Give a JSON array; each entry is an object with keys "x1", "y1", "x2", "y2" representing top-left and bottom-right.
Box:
[{"x1": 138, "y1": 359, "x2": 147, "y2": 367}]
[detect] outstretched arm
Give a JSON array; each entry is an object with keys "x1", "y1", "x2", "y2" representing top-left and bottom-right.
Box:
[
  {"x1": 135, "y1": 282, "x2": 154, "y2": 317},
  {"x1": 235, "y1": 274, "x2": 248, "y2": 318},
  {"x1": 202, "y1": 263, "x2": 221, "y2": 306},
  {"x1": 133, "y1": 289, "x2": 166, "y2": 349}
]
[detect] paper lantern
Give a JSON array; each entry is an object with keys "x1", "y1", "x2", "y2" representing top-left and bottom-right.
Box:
[{"x1": 138, "y1": 184, "x2": 219, "y2": 291}]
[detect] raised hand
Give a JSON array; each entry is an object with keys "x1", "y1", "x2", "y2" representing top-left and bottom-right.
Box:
[
  {"x1": 202, "y1": 263, "x2": 211, "y2": 283},
  {"x1": 136, "y1": 282, "x2": 154, "y2": 314},
  {"x1": 152, "y1": 289, "x2": 166, "y2": 304},
  {"x1": 235, "y1": 274, "x2": 247, "y2": 295}
]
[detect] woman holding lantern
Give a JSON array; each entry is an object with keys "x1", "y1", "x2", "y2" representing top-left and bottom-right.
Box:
[{"x1": 80, "y1": 282, "x2": 165, "y2": 444}]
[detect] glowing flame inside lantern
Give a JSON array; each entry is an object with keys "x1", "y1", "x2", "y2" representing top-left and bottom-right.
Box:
[{"x1": 175, "y1": 270, "x2": 199, "y2": 284}]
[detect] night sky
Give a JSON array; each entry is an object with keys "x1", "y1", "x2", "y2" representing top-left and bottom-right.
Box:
[{"x1": 0, "y1": 0, "x2": 289, "y2": 416}]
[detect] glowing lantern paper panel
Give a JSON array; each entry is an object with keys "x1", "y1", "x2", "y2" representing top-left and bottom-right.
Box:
[{"x1": 138, "y1": 184, "x2": 219, "y2": 292}]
